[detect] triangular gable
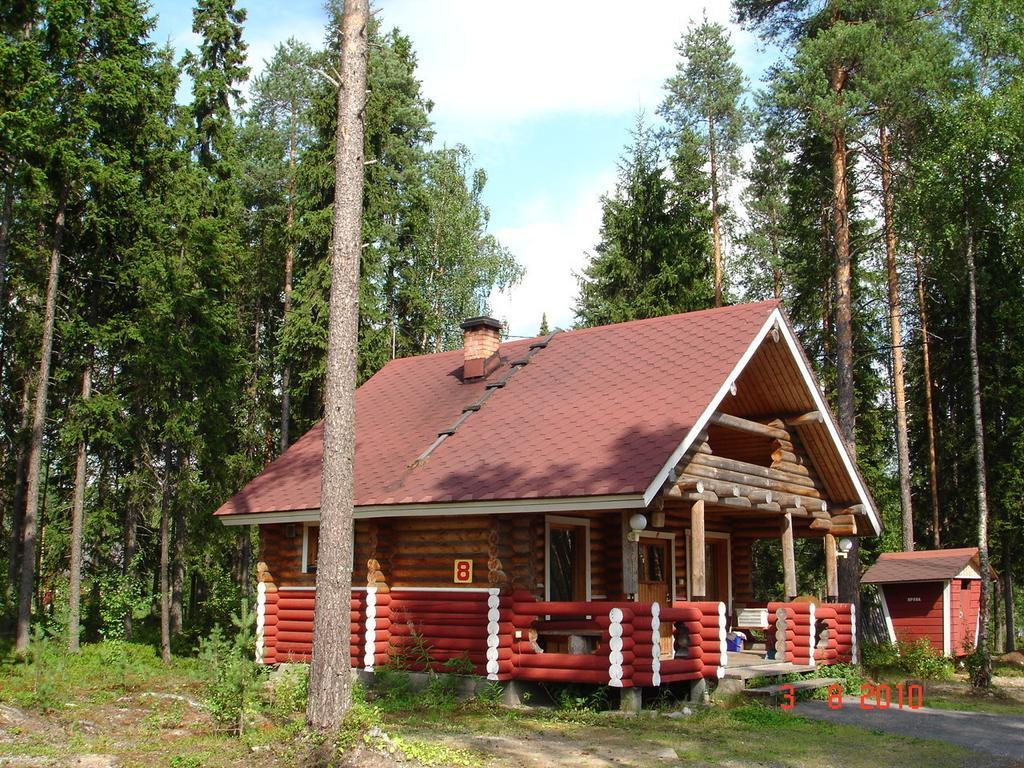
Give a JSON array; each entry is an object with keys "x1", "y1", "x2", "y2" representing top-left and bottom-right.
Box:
[{"x1": 643, "y1": 306, "x2": 881, "y2": 535}]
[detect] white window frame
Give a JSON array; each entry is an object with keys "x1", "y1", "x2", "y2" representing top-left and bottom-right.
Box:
[
  {"x1": 638, "y1": 530, "x2": 677, "y2": 602},
  {"x1": 301, "y1": 522, "x2": 320, "y2": 574},
  {"x1": 684, "y1": 529, "x2": 732, "y2": 609},
  {"x1": 544, "y1": 515, "x2": 592, "y2": 602}
]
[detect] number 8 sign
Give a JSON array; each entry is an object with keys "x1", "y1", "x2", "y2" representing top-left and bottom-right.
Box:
[{"x1": 453, "y1": 559, "x2": 473, "y2": 584}]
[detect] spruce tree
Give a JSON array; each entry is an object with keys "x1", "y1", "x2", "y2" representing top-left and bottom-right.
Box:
[{"x1": 575, "y1": 116, "x2": 712, "y2": 327}]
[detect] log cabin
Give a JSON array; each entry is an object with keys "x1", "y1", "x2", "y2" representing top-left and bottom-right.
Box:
[{"x1": 214, "y1": 301, "x2": 877, "y2": 696}]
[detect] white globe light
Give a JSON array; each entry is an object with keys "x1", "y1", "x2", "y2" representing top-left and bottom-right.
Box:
[
  {"x1": 629, "y1": 513, "x2": 648, "y2": 533},
  {"x1": 838, "y1": 537, "x2": 854, "y2": 554}
]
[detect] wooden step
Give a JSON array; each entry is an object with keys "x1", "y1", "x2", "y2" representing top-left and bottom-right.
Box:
[
  {"x1": 721, "y1": 662, "x2": 815, "y2": 681},
  {"x1": 743, "y1": 677, "x2": 840, "y2": 697}
]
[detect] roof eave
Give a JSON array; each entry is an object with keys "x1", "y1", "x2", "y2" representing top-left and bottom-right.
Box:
[
  {"x1": 217, "y1": 493, "x2": 648, "y2": 526},
  {"x1": 641, "y1": 306, "x2": 882, "y2": 536}
]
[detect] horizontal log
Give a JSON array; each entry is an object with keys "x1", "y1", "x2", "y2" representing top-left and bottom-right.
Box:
[
  {"x1": 786, "y1": 411, "x2": 823, "y2": 427},
  {"x1": 709, "y1": 412, "x2": 790, "y2": 441},
  {"x1": 682, "y1": 461, "x2": 824, "y2": 500}
]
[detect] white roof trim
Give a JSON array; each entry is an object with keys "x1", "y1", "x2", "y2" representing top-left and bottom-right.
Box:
[
  {"x1": 219, "y1": 493, "x2": 646, "y2": 525},
  {"x1": 955, "y1": 563, "x2": 982, "y2": 579},
  {"x1": 642, "y1": 308, "x2": 780, "y2": 508},
  {"x1": 642, "y1": 306, "x2": 881, "y2": 535}
]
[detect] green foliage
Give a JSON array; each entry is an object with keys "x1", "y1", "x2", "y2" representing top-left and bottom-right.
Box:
[
  {"x1": 862, "y1": 639, "x2": 954, "y2": 680},
  {"x1": 95, "y1": 561, "x2": 149, "y2": 641},
  {"x1": 575, "y1": 115, "x2": 713, "y2": 326},
  {"x1": 196, "y1": 601, "x2": 264, "y2": 734},
  {"x1": 267, "y1": 665, "x2": 309, "y2": 715}
]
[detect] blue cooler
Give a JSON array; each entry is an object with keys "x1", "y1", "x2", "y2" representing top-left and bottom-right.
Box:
[{"x1": 726, "y1": 631, "x2": 746, "y2": 652}]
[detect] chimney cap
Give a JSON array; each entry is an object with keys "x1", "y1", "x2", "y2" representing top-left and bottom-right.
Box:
[{"x1": 460, "y1": 316, "x2": 503, "y2": 332}]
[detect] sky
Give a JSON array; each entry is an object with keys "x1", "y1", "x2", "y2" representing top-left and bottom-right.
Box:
[{"x1": 150, "y1": 1, "x2": 780, "y2": 339}]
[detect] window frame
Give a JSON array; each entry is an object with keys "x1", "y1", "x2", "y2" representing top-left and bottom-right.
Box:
[
  {"x1": 302, "y1": 522, "x2": 320, "y2": 574},
  {"x1": 544, "y1": 515, "x2": 591, "y2": 602}
]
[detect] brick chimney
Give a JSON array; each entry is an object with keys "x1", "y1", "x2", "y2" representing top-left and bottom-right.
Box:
[{"x1": 460, "y1": 316, "x2": 503, "y2": 379}]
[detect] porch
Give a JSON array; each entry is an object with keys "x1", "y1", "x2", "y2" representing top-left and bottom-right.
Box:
[{"x1": 255, "y1": 584, "x2": 857, "y2": 690}]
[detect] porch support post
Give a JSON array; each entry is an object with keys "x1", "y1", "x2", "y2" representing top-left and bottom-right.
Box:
[
  {"x1": 824, "y1": 533, "x2": 839, "y2": 601},
  {"x1": 690, "y1": 499, "x2": 706, "y2": 600},
  {"x1": 621, "y1": 511, "x2": 638, "y2": 599},
  {"x1": 781, "y1": 511, "x2": 797, "y2": 601}
]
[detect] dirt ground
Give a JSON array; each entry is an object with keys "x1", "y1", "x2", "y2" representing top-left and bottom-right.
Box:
[{"x1": 1, "y1": 657, "x2": 1021, "y2": 768}]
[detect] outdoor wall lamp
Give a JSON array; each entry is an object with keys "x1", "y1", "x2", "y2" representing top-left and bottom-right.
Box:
[
  {"x1": 837, "y1": 537, "x2": 854, "y2": 559},
  {"x1": 627, "y1": 512, "x2": 648, "y2": 542}
]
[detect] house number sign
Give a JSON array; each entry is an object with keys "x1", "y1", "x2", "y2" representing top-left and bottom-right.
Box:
[{"x1": 453, "y1": 559, "x2": 473, "y2": 583}]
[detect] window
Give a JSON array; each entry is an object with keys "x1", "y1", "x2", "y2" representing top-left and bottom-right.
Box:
[
  {"x1": 545, "y1": 517, "x2": 590, "y2": 602},
  {"x1": 639, "y1": 541, "x2": 667, "y2": 584},
  {"x1": 303, "y1": 523, "x2": 319, "y2": 574}
]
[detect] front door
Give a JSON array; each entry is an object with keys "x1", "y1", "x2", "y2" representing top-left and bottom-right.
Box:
[
  {"x1": 638, "y1": 537, "x2": 674, "y2": 659},
  {"x1": 704, "y1": 538, "x2": 729, "y2": 607}
]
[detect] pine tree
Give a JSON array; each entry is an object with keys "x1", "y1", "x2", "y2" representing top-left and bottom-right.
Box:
[
  {"x1": 660, "y1": 17, "x2": 747, "y2": 307},
  {"x1": 307, "y1": 0, "x2": 368, "y2": 732},
  {"x1": 242, "y1": 39, "x2": 317, "y2": 453},
  {"x1": 539, "y1": 313, "x2": 550, "y2": 336}
]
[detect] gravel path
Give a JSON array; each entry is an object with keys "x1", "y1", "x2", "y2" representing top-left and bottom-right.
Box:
[{"x1": 795, "y1": 697, "x2": 1024, "y2": 761}]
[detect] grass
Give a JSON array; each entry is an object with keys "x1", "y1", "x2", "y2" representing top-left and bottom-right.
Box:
[{"x1": 0, "y1": 638, "x2": 1010, "y2": 767}]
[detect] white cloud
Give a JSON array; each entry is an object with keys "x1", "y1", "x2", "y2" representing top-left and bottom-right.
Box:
[
  {"x1": 378, "y1": 0, "x2": 765, "y2": 133},
  {"x1": 489, "y1": 172, "x2": 615, "y2": 338}
]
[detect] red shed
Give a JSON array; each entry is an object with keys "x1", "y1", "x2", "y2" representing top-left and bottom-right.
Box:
[{"x1": 861, "y1": 548, "x2": 989, "y2": 657}]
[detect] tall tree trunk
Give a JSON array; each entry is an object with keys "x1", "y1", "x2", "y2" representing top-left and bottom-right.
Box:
[
  {"x1": 68, "y1": 363, "x2": 92, "y2": 652},
  {"x1": 16, "y1": 187, "x2": 66, "y2": 653},
  {"x1": 170, "y1": 449, "x2": 188, "y2": 636},
  {"x1": 914, "y1": 248, "x2": 942, "y2": 548},
  {"x1": 708, "y1": 119, "x2": 723, "y2": 308},
  {"x1": 828, "y1": 72, "x2": 859, "y2": 608},
  {"x1": 122, "y1": 464, "x2": 138, "y2": 640},
  {"x1": 159, "y1": 443, "x2": 172, "y2": 663},
  {"x1": 306, "y1": 0, "x2": 368, "y2": 731},
  {"x1": 965, "y1": 225, "x2": 992, "y2": 688},
  {"x1": 1004, "y1": 532, "x2": 1016, "y2": 652},
  {"x1": 7, "y1": 380, "x2": 31, "y2": 589},
  {"x1": 879, "y1": 124, "x2": 914, "y2": 551},
  {"x1": 281, "y1": 144, "x2": 296, "y2": 453},
  {"x1": 0, "y1": 162, "x2": 16, "y2": 384},
  {"x1": 170, "y1": 497, "x2": 185, "y2": 636}
]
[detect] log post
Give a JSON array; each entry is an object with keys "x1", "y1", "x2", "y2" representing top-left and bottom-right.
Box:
[
  {"x1": 824, "y1": 533, "x2": 839, "y2": 601},
  {"x1": 781, "y1": 511, "x2": 797, "y2": 601},
  {"x1": 690, "y1": 499, "x2": 706, "y2": 600},
  {"x1": 621, "y1": 511, "x2": 638, "y2": 599}
]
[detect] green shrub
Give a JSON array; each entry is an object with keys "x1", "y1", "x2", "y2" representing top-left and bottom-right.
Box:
[
  {"x1": 197, "y1": 600, "x2": 265, "y2": 735},
  {"x1": 861, "y1": 639, "x2": 953, "y2": 680},
  {"x1": 812, "y1": 663, "x2": 865, "y2": 699},
  {"x1": 895, "y1": 639, "x2": 954, "y2": 680},
  {"x1": 861, "y1": 641, "x2": 900, "y2": 670},
  {"x1": 268, "y1": 665, "x2": 308, "y2": 714}
]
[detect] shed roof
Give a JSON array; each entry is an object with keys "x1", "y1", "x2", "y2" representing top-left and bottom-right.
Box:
[
  {"x1": 861, "y1": 548, "x2": 984, "y2": 584},
  {"x1": 214, "y1": 301, "x2": 879, "y2": 530}
]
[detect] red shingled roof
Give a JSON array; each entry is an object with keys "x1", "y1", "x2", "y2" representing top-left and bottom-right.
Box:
[
  {"x1": 215, "y1": 301, "x2": 782, "y2": 517},
  {"x1": 861, "y1": 548, "x2": 983, "y2": 584}
]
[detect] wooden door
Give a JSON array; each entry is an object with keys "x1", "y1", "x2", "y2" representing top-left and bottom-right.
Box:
[
  {"x1": 638, "y1": 538, "x2": 674, "y2": 659},
  {"x1": 704, "y1": 539, "x2": 729, "y2": 607}
]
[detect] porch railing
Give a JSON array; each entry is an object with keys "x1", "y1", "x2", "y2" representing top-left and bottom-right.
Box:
[{"x1": 255, "y1": 585, "x2": 856, "y2": 685}]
